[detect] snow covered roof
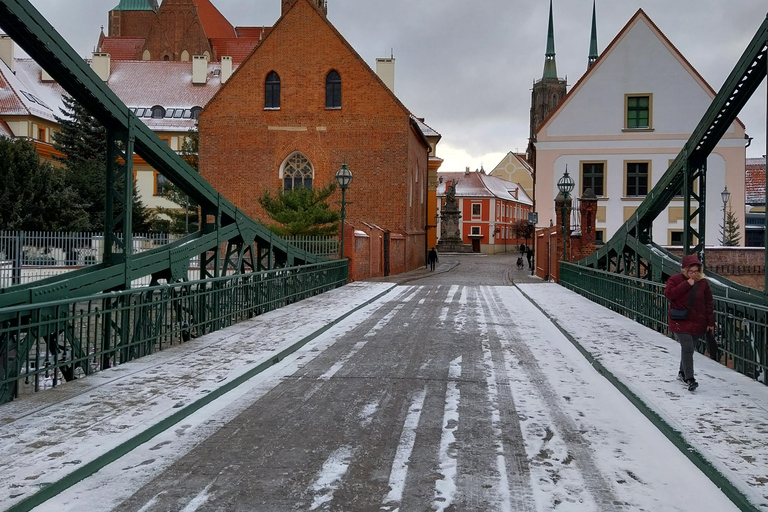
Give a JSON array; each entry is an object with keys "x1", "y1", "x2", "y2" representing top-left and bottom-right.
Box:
[
  {"x1": 0, "y1": 59, "x2": 65, "y2": 122},
  {"x1": 436, "y1": 171, "x2": 532, "y2": 206},
  {"x1": 746, "y1": 156, "x2": 766, "y2": 206},
  {"x1": 411, "y1": 116, "x2": 441, "y2": 139}
]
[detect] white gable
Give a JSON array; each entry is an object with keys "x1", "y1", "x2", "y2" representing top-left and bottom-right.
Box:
[{"x1": 543, "y1": 15, "x2": 735, "y2": 138}]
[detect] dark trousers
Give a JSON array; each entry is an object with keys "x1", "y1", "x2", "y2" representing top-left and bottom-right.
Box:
[
  {"x1": 675, "y1": 332, "x2": 698, "y2": 381},
  {"x1": 429, "y1": 260, "x2": 435, "y2": 271}
]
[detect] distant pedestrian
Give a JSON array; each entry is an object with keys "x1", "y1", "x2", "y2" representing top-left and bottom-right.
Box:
[
  {"x1": 520, "y1": 243, "x2": 526, "y2": 256},
  {"x1": 526, "y1": 247, "x2": 533, "y2": 269},
  {"x1": 427, "y1": 247, "x2": 438, "y2": 271},
  {"x1": 664, "y1": 254, "x2": 714, "y2": 392}
]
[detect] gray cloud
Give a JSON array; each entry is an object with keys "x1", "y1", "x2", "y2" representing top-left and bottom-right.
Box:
[{"x1": 22, "y1": 0, "x2": 768, "y2": 170}]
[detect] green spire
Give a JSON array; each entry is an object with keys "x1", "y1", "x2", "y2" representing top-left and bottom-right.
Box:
[
  {"x1": 112, "y1": 0, "x2": 158, "y2": 11},
  {"x1": 543, "y1": 0, "x2": 558, "y2": 79},
  {"x1": 588, "y1": 0, "x2": 599, "y2": 69}
]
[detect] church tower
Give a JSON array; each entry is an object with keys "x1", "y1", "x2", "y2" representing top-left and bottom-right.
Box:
[
  {"x1": 282, "y1": 0, "x2": 327, "y2": 17},
  {"x1": 527, "y1": 0, "x2": 568, "y2": 211}
]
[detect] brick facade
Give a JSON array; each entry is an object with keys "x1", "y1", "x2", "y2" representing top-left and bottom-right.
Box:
[
  {"x1": 198, "y1": 0, "x2": 430, "y2": 275},
  {"x1": 143, "y1": 0, "x2": 212, "y2": 61},
  {"x1": 109, "y1": 10, "x2": 156, "y2": 41}
]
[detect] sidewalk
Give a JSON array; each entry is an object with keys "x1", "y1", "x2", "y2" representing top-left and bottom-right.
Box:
[
  {"x1": 0, "y1": 282, "x2": 397, "y2": 512},
  {"x1": 519, "y1": 283, "x2": 768, "y2": 510}
]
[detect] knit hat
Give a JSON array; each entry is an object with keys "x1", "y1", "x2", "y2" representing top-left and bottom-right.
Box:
[{"x1": 682, "y1": 254, "x2": 702, "y2": 268}]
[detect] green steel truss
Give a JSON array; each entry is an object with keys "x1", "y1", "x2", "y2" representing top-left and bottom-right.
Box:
[
  {"x1": 577, "y1": 14, "x2": 768, "y2": 300},
  {"x1": 0, "y1": 0, "x2": 324, "y2": 308}
]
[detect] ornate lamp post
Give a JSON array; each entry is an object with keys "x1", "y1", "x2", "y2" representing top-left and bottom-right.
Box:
[
  {"x1": 335, "y1": 160, "x2": 353, "y2": 259},
  {"x1": 557, "y1": 166, "x2": 575, "y2": 261},
  {"x1": 721, "y1": 186, "x2": 730, "y2": 246}
]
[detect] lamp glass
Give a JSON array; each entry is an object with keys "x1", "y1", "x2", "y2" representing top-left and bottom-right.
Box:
[
  {"x1": 557, "y1": 169, "x2": 575, "y2": 195},
  {"x1": 721, "y1": 187, "x2": 730, "y2": 204},
  {"x1": 335, "y1": 163, "x2": 353, "y2": 189}
]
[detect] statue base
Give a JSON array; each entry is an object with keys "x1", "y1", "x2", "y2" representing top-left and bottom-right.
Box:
[{"x1": 437, "y1": 240, "x2": 474, "y2": 253}]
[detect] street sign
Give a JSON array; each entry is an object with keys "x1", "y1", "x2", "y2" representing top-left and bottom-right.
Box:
[{"x1": 528, "y1": 212, "x2": 538, "y2": 225}]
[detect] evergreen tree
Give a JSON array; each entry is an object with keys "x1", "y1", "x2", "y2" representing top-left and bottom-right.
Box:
[
  {"x1": 0, "y1": 138, "x2": 88, "y2": 231},
  {"x1": 154, "y1": 130, "x2": 199, "y2": 233},
  {"x1": 723, "y1": 204, "x2": 742, "y2": 246},
  {"x1": 258, "y1": 182, "x2": 340, "y2": 236},
  {"x1": 53, "y1": 95, "x2": 151, "y2": 232}
]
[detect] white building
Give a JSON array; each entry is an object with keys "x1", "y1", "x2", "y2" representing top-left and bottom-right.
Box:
[{"x1": 534, "y1": 9, "x2": 747, "y2": 246}]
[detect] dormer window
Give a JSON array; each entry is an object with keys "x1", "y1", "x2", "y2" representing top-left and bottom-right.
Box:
[
  {"x1": 325, "y1": 70, "x2": 341, "y2": 109},
  {"x1": 191, "y1": 106, "x2": 202, "y2": 120},
  {"x1": 151, "y1": 105, "x2": 165, "y2": 119},
  {"x1": 265, "y1": 71, "x2": 280, "y2": 109}
]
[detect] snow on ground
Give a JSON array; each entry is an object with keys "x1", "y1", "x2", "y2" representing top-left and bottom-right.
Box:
[
  {"x1": 518, "y1": 283, "x2": 768, "y2": 510},
  {"x1": 0, "y1": 282, "x2": 398, "y2": 512}
]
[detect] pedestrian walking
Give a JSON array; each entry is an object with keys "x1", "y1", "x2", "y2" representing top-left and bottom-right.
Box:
[
  {"x1": 663, "y1": 254, "x2": 714, "y2": 392},
  {"x1": 526, "y1": 247, "x2": 533, "y2": 269},
  {"x1": 520, "y1": 243, "x2": 527, "y2": 256},
  {"x1": 427, "y1": 247, "x2": 438, "y2": 271}
]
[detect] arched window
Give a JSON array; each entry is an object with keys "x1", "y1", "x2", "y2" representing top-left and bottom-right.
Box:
[
  {"x1": 191, "y1": 106, "x2": 202, "y2": 120},
  {"x1": 325, "y1": 70, "x2": 341, "y2": 108},
  {"x1": 151, "y1": 105, "x2": 165, "y2": 119},
  {"x1": 163, "y1": 55, "x2": 170, "y2": 61},
  {"x1": 552, "y1": 94, "x2": 558, "y2": 108},
  {"x1": 265, "y1": 71, "x2": 280, "y2": 109},
  {"x1": 181, "y1": 50, "x2": 190, "y2": 62},
  {"x1": 281, "y1": 152, "x2": 314, "y2": 191},
  {"x1": 142, "y1": 50, "x2": 150, "y2": 60}
]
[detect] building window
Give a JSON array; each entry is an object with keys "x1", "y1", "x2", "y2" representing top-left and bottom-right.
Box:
[
  {"x1": 191, "y1": 106, "x2": 202, "y2": 120},
  {"x1": 626, "y1": 94, "x2": 651, "y2": 129},
  {"x1": 151, "y1": 105, "x2": 165, "y2": 119},
  {"x1": 37, "y1": 127, "x2": 46, "y2": 142},
  {"x1": 471, "y1": 203, "x2": 481, "y2": 218},
  {"x1": 154, "y1": 172, "x2": 169, "y2": 196},
  {"x1": 595, "y1": 229, "x2": 605, "y2": 245},
  {"x1": 581, "y1": 161, "x2": 605, "y2": 196},
  {"x1": 625, "y1": 161, "x2": 650, "y2": 197},
  {"x1": 265, "y1": 71, "x2": 280, "y2": 109},
  {"x1": 471, "y1": 226, "x2": 481, "y2": 235},
  {"x1": 326, "y1": 70, "x2": 341, "y2": 109},
  {"x1": 670, "y1": 230, "x2": 684, "y2": 246},
  {"x1": 281, "y1": 152, "x2": 314, "y2": 191}
]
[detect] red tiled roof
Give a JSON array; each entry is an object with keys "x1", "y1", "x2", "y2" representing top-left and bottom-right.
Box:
[
  {"x1": 210, "y1": 37, "x2": 262, "y2": 64},
  {"x1": 192, "y1": 0, "x2": 236, "y2": 39},
  {"x1": 0, "y1": 66, "x2": 27, "y2": 115},
  {"x1": 235, "y1": 26, "x2": 271, "y2": 38},
  {"x1": 100, "y1": 37, "x2": 146, "y2": 60},
  {"x1": 746, "y1": 157, "x2": 766, "y2": 205}
]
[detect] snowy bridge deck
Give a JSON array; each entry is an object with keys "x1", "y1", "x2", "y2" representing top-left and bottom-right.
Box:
[{"x1": 1, "y1": 281, "x2": 767, "y2": 511}]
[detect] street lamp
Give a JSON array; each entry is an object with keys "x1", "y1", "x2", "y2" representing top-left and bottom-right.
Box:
[
  {"x1": 557, "y1": 166, "x2": 575, "y2": 261},
  {"x1": 721, "y1": 186, "x2": 731, "y2": 246},
  {"x1": 335, "y1": 160, "x2": 353, "y2": 260}
]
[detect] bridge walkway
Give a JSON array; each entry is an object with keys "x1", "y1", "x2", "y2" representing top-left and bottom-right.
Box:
[{"x1": 0, "y1": 255, "x2": 766, "y2": 511}]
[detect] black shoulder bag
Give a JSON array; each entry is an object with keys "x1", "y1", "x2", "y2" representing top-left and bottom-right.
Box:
[{"x1": 670, "y1": 280, "x2": 699, "y2": 321}]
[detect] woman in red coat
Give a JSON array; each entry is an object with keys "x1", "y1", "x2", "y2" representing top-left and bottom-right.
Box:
[{"x1": 663, "y1": 254, "x2": 715, "y2": 391}]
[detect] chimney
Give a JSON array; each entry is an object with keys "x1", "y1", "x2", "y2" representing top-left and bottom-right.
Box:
[
  {"x1": 465, "y1": 166, "x2": 470, "y2": 175},
  {"x1": 376, "y1": 57, "x2": 395, "y2": 92},
  {"x1": 0, "y1": 35, "x2": 15, "y2": 73},
  {"x1": 220, "y1": 56, "x2": 232, "y2": 84},
  {"x1": 90, "y1": 52, "x2": 111, "y2": 81},
  {"x1": 192, "y1": 55, "x2": 208, "y2": 84}
]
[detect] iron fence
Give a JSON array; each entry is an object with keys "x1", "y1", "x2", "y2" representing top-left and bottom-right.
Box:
[
  {"x1": 281, "y1": 235, "x2": 339, "y2": 258},
  {"x1": 0, "y1": 259, "x2": 348, "y2": 405},
  {"x1": 560, "y1": 262, "x2": 768, "y2": 385},
  {"x1": 0, "y1": 231, "x2": 198, "y2": 287}
]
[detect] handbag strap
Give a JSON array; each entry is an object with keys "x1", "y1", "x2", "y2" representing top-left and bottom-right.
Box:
[{"x1": 686, "y1": 280, "x2": 700, "y2": 309}]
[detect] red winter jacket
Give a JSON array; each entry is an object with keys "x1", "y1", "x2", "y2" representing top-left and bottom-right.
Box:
[{"x1": 664, "y1": 273, "x2": 715, "y2": 335}]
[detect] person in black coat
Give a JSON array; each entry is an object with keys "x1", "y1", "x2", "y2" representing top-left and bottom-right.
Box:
[
  {"x1": 427, "y1": 248, "x2": 438, "y2": 271},
  {"x1": 664, "y1": 254, "x2": 714, "y2": 392}
]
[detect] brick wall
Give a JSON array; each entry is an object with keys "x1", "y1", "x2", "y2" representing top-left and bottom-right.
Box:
[
  {"x1": 667, "y1": 247, "x2": 766, "y2": 290},
  {"x1": 199, "y1": 0, "x2": 428, "y2": 274},
  {"x1": 110, "y1": 10, "x2": 156, "y2": 41},
  {"x1": 143, "y1": 0, "x2": 212, "y2": 61}
]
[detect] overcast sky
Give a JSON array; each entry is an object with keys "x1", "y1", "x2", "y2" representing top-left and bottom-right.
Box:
[{"x1": 18, "y1": 0, "x2": 768, "y2": 172}]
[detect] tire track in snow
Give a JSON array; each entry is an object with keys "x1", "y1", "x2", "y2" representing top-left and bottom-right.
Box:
[{"x1": 433, "y1": 356, "x2": 462, "y2": 512}]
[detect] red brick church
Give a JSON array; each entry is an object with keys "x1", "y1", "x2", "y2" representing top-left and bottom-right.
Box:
[{"x1": 198, "y1": 0, "x2": 434, "y2": 278}]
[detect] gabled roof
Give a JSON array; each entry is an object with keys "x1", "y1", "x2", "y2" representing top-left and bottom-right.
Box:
[
  {"x1": 0, "y1": 58, "x2": 65, "y2": 122},
  {"x1": 208, "y1": 0, "x2": 420, "y2": 129},
  {"x1": 412, "y1": 116, "x2": 441, "y2": 140},
  {"x1": 537, "y1": 8, "x2": 745, "y2": 136},
  {"x1": 0, "y1": 118, "x2": 12, "y2": 138},
  {"x1": 436, "y1": 171, "x2": 532, "y2": 206},
  {"x1": 100, "y1": 38, "x2": 146, "y2": 60},
  {"x1": 235, "y1": 27, "x2": 271, "y2": 39},
  {"x1": 191, "y1": 0, "x2": 236, "y2": 39}
]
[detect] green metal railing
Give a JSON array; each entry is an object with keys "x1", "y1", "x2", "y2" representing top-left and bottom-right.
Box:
[
  {"x1": 560, "y1": 262, "x2": 768, "y2": 385},
  {"x1": 0, "y1": 260, "x2": 348, "y2": 405}
]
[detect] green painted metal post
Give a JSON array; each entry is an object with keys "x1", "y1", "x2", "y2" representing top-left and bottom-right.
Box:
[
  {"x1": 561, "y1": 196, "x2": 568, "y2": 261},
  {"x1": 104, "y1": 130, "x2": 117, "y2": 264},
  {"x1": 683, "y1": 155, "x2": 691, "y2": 258},
  {"x1": 340, "y1": 186, "x2": 347, "y2": 260},
  {"x1": 699, "y1": 159, "x2": 707, "y2": 267},
  {"x1": 765, "y1": 59, "x2": 767, "y2": 294},
  {"x1": 123, "y1": 118, "x2": 135, "y2": 289}
]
